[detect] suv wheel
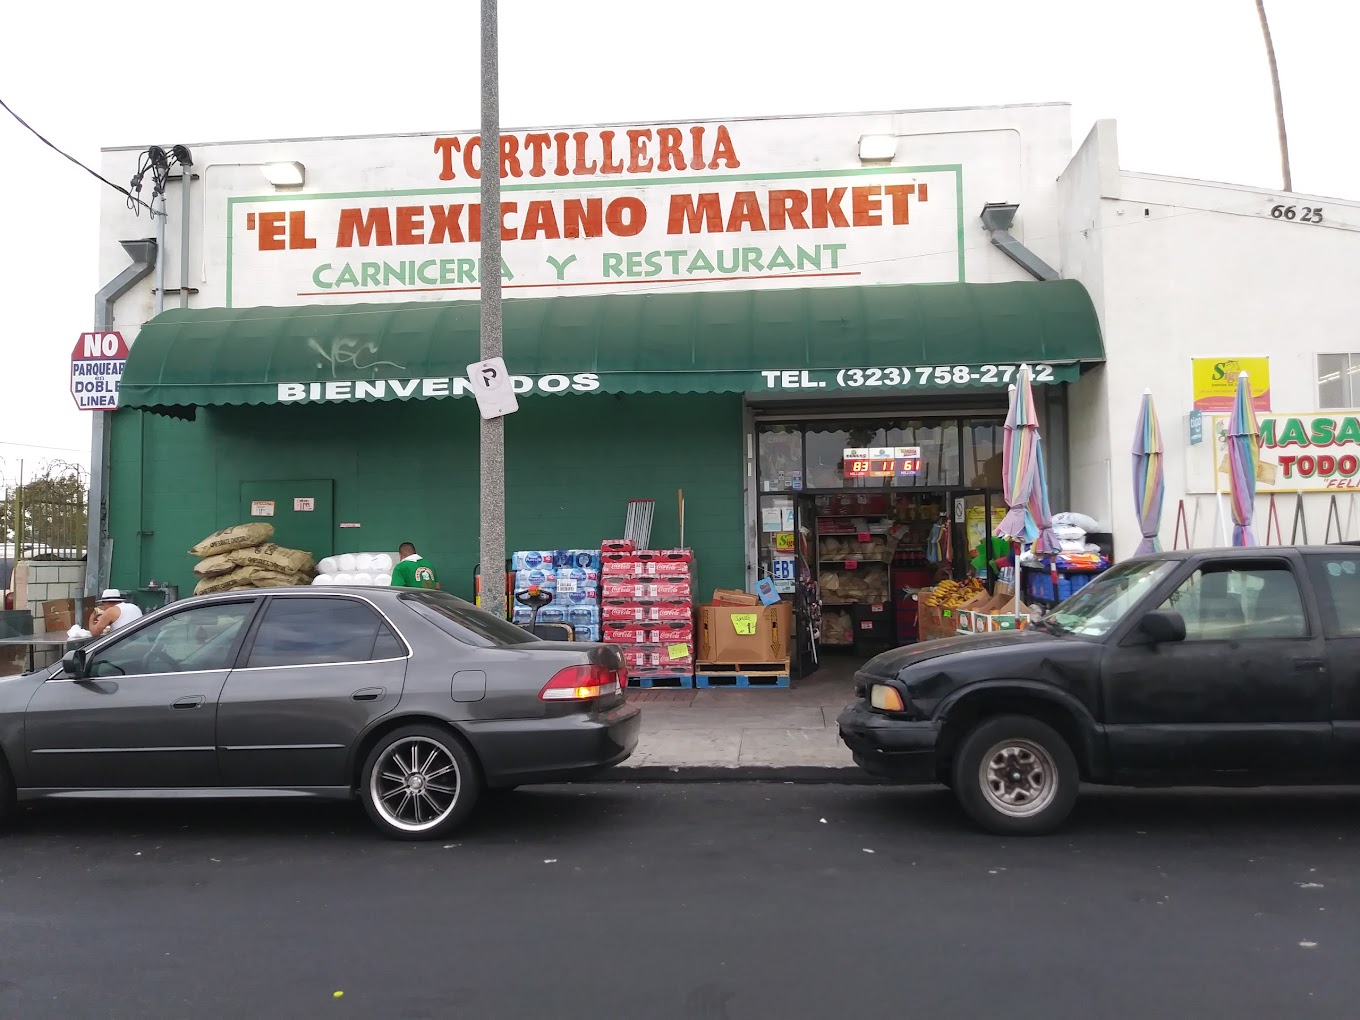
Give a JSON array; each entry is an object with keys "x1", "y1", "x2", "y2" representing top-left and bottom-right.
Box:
[
  {"x1": 360, "y1": 725, "x2": 481, "y2": 841},
  {"x1": 952, "y1": 715, "x2": 1078, "y2": 835}
]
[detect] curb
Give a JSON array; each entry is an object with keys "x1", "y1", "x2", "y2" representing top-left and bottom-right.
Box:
[{"x1": 595, "y1": 765, "x2": 888, "y2": 784}]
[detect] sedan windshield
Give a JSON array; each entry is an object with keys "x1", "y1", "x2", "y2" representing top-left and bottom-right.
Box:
[
  {"x1": 401, "y1": 591, "x2": 539, "y2": 647},
  {"x1": 1039, "y1": 559, "x2": 1177, "y2": 638}
]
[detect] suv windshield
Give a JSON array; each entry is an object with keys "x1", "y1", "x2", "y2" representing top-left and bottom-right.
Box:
[
  {"x1": 401, "y1": 590, "x2": 538, "y2": 647},
  {"x1": 1039, "y1": 558, "x2": 1177, "y2": 638}
]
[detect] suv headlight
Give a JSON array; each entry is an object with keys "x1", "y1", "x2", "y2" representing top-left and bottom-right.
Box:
[{"x1": 870, "y1": 684, "x2": 906, "y2": 712}]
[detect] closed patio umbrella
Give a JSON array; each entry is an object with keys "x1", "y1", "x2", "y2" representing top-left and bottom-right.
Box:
[
  {"x1": 1227, "y1": 371, "x2": 1260, "y2": 547},
  {"x1": 1132, "y1": 389, "x2": 1165, "y2": 555},
  {"x1": 996, "y1": 367, "x2": 1060, "y2": 612}
]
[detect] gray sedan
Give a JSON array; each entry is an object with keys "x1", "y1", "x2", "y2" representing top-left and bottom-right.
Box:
[{"x1": 0, "y1": 587, "x2": 641, "y2": 840}]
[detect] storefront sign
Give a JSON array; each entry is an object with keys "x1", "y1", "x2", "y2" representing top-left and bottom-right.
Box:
[
  {"x1": 271, "y1": 362, "x2": 1073, "y2": 405},
  {"x1": 1213, "y1": 412, "x2": 1360, "y2": 492},
  {"x1": 70, "y1": 331, "x2": 127, "y2": 411},
  {"x1": 774, "y1": 532, "x2": 795, "y2": 551},
  {"x1": 1192, "y1": 357, "x2": 1271, "y2": 412},
  {"x1": 1188, "y1": 409, "x2": 1204, "y2": 446},
  {"x1": 217, "y1": 115, "x2": 979, "y2": 306},
  {"x1": 759, "y1": 363, "x2": 1064, "y2": 391},
  {"x1": 250, "y1": 500, "x2": 276, "y2": 517},
  {"x1": 229, "y1": 169, "x2": 961, "y2": 307},
  {"x1": 294, "y1": 497, "x2": 315, "y2": 511}
]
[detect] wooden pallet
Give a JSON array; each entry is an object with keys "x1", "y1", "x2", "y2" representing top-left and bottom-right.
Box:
[
  {"x1": 694, "y1": 669, "x2": 791, "y2": 690},
  {"x1": 695, "y1": 660, "x2": 790, "y2": 674},
  {"x1": 625, "y1": 673, "x2": 694, "y2": 689}
]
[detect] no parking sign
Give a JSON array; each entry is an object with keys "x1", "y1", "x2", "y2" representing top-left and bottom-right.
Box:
[{"x1": 70, "y1": 332, "x2": 128, "y2": 411}]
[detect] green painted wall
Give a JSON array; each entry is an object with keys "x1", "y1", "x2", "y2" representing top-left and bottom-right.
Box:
[{"x1": 107, "y1": 394, "x2": 745, "y2": 602}]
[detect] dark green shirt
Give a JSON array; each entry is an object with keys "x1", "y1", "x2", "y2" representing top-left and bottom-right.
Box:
[{"x1": 391, "y1": 556, "x2": 438, "y2": 589}]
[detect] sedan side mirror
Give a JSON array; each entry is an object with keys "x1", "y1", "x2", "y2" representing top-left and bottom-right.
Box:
[
  {"x1": 1138, "y1": 609, "x2": 1186, "y2": 645},
  {"x1": 61, "y1": 648, "x2": 88, "y2": 679}
]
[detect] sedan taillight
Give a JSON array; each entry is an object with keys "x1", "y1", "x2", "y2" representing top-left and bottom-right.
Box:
[{"x1": 539, "y1": 664, "x2": 622, "y2": 702}]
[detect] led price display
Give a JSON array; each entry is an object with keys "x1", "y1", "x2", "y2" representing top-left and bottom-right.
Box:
[{"x1": 843, "y1": 446, "x2": 923, "y2": 479}]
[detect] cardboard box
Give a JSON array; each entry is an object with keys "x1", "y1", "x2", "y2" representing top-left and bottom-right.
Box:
[
  {"x1": 711, "y1": 588, "x2": 760, "y2": 606},
  {"x1": 0, "y1": 646, "x2": 28, "y2": 677},
  {"x1": 698, "y1": 602, "x2": 791, "y2": 664},
  {"x1": 41, "y1": 598, "x2": 77, "y2": 633}
]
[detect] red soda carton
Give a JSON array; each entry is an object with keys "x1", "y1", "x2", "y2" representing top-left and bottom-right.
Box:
[
  {"x1": 602, "y1": 580, "x2": 692, "y2": 600},
  {"x1": 600, "y1": 539, "x2": 635, "y2": 554},
  {"x1": 631, "y1": 548, "x2": 693, "y2": 563},
  {"x1": 601, "y1": 600, "x2": 694, "y2": 623},
  {"x1": 604, "y1": 624, "x2": 695, "y2": 645}
]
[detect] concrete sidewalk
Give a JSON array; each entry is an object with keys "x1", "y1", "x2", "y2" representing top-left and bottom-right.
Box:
[{"x1": 613, "y1": 659, "x2": 878, "y2": 781}]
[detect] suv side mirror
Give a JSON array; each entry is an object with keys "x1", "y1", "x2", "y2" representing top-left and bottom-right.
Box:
[
  {"x1": 61, "y1": 648, "x2": 88, "y2": 679},
  {"x1": 1139, "y1": 609, "x2": 1186, "y2": 645}
]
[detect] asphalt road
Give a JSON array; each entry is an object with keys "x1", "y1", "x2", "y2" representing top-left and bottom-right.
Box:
[{"x1": 2, "y1": 784, "x2": 1358, "y2": 1019}]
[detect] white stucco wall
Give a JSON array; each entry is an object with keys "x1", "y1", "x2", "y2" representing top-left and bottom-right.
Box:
[
  {"x1": 97, "y1": 104, "x2": 1072, "y2": 329},
  {"x1": 1059, "y1": 120, "x2": 1360, "y2": 556}
]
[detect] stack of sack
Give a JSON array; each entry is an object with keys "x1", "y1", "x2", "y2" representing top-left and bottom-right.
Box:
[
  {"x1": 191, "y1": 523, "x2": 318, "y2": 595},
  {"x1": 312, "y1": 553, "x2": 396, "y2": 587},
  {"x1": 1050, "y1": 511, "x2": 1104, "y2": 553}
]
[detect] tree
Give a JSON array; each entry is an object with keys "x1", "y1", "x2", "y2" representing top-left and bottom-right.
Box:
[{"x1": 0, "y1": 461, "x2": 89, "y2": 558}]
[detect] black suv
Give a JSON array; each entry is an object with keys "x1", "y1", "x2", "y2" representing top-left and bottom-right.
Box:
[{"x1": 838, "y1": 547, "x2": 1360, "y2": 834}]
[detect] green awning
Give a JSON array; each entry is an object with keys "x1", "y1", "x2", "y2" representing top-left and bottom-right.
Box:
[{"x1": 118, "y1": 280, "x2": 1103, "y2": 416}]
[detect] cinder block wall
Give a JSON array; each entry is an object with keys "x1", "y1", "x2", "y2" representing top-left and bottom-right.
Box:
[{"x1": 14, "y1": 561, "x2": 88, "y2": 621}]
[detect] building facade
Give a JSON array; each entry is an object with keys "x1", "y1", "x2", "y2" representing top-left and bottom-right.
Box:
[{"x1": 95, "y1": 104, "x2": 1106, "y2": 620}]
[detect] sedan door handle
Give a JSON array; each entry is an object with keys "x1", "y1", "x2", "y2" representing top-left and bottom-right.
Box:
[
  {"x1": 1292, "y1": 659, "x2": 1327, "y2": 673},
  {"x1": 352, "y1": 688, "x2": 385, "y2": 702},
  {"x1": 171, "y1": 695, "x2": 205, "y2": 710}
]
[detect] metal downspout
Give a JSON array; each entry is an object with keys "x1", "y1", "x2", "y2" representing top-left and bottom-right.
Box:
[
  {"x1": 84, "y1": 239, "x2": 157, "y2": 598},
  {"x1": 979, "y1": 202, "x2": 1058, "y2": 282}
]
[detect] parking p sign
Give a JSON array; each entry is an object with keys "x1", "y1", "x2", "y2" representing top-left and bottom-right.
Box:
[{"x1": 71, "y1": 331, "x2": 128, "y2": 411}]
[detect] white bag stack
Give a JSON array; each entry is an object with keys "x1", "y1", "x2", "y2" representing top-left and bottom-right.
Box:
[{"x1": 312, "y1": 551, "x2": 398, "y2": 586}]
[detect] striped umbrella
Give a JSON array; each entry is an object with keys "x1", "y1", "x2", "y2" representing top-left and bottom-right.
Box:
[
  {"x1": 1227, "y1": 371, "x2": 1260, "y2": 547},
  {"x1": 1132, "y1": 389, "x2": 1165, "y2": 555},
  {"x1": 996, "y1": 367, "x2": 1061, "y2": 555}
]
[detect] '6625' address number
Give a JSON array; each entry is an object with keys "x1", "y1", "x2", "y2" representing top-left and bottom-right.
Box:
[{"x1": 835, "y1": 364, "x2": 1056, "y2": 388}]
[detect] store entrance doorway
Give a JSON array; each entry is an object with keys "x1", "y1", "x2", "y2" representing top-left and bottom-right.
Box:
[{"x1": 756, "y1": 413, "x2": 1009, "y2": 686}]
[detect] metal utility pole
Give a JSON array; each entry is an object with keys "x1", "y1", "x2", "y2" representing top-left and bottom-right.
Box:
[
  {"x1": 1255, "y1": 0, "x2": 1292, "y2": 192},
  {"x1": 478, "y1": 0, "x2": 506, "y2": 618}
]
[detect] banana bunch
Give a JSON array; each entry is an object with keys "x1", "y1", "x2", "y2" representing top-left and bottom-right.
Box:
[{"x1": 922, "y1": 577, "x2": 985, "y2": 608}]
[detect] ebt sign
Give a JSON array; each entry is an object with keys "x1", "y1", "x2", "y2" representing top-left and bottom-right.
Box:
[{"x1": 70, "y1": 331, "x2": 128, "y2": 411}]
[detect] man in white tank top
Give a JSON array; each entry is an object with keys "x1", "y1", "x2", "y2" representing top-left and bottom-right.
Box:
[{"x1": 89, "y1": 589, "x2": 144, "y2": 638}]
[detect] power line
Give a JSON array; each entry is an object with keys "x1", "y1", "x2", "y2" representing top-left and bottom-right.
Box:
[{"x1": 0, "y1": 96, "x2": 157, "y2": 215}]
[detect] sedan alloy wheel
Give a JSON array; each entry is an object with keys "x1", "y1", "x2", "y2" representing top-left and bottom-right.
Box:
[{"x1": 360, "y1": 725, "x2": 480, "y2": 840}]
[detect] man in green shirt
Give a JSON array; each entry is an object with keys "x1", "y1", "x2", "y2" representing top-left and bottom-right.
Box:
[{"x1": 391, "y1": 542, "x2": 440, "y2": 589}]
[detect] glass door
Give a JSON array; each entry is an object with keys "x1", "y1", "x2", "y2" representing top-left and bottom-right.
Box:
[
  {"x1": 791, "y1": 495, "x2": 819, "y2": 679},
  {"x1": 952, "y1": 489, "x2": 1006, "y2": 590}
]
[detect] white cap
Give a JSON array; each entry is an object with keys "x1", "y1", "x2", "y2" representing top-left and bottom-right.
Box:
[{"x1": 98, "y1": 589, "x2": 122, "y2": 602}]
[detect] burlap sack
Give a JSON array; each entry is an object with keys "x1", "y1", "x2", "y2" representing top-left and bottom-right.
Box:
[
  {"x1": 194, "y1": 567, "x2": 255, "y2": 595},
  {"x1": 193, "y1": 554, "x2": 237, "y2": 579},
  {"x1": 246, "y1": 569, "x2": 311, "y2": 588},
  {"x1": 229, "y1": 543, "x2": 316, "y2": 576},
  {"x1": 189, "y1": 523, "x2": 275, "y2": 558}
]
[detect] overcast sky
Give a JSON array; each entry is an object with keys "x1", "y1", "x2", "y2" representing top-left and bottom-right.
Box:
[{"x1": 1, "y1": 0, "x2": 1354, "y2": 486}]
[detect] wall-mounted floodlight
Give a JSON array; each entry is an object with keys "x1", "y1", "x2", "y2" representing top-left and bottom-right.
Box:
[
  {"x1": 261, "y1": 161, "x2": 306, "y2": 188},
  {"x1": 858, "y1": 135, "x2": 897, "y2": 162}
]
